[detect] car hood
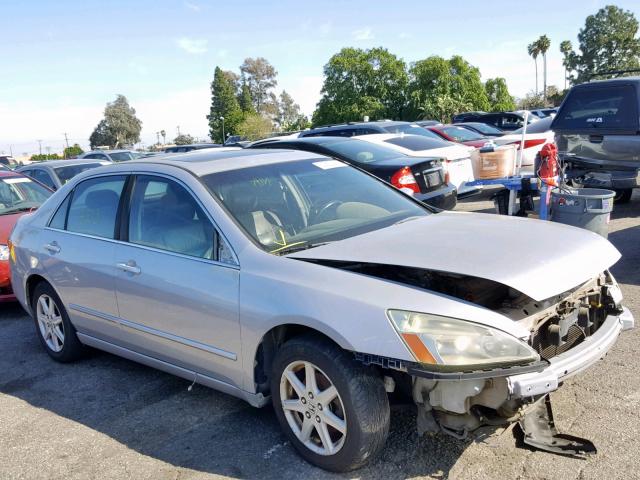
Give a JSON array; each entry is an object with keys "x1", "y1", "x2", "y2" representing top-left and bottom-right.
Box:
[
  {"x1": 288, "y1": 212, "x2": 620, "y2": 302},
  {"x1": 0, "y1": 212, "x2": 28, "y2": 244}
]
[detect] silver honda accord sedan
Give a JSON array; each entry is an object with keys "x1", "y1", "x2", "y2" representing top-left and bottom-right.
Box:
[{"x1": 9, "y1": 148, "x2": 634, "y2": 471}]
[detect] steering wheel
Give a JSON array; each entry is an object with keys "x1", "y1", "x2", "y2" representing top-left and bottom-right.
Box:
[{"x1": 314, "y1": 200, "x2": 343, "y2": 222}]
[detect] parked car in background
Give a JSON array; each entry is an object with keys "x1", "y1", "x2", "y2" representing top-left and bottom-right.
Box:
[
  {"x1": 493, "y1": 116, "x2": 555, "y2": 172},
  {"x1": 552, "y1": 77, "x2": 640, "y2": 204},
  {"x1": 457, "y1": 112, "x2": 537, "y2": 131},
  {"x1": 298, "y1": 120, "x2": 445, "y2": 140},
  {"x1": 355, "y1": 134, "x2": 477, "y2": 196},
  {"x1": 530, "y1": 107, "x2": 558, "y2": 118},
  {"x1": 78, "y1": 149, "x2": 137, "y2": 162},
  {"x1": 0, "y1": 155, "x2": 20, "y2": 169},
  {"x1": 414, "y1": 120, "x2": 442, "y2": 127},
  {"x1": 427, "y1": 124, "x2": 489, "y2": 148},
  {"x1": 455, "y1": 122, "x2": 505, "y2": 138},
  {"x1": 248, "y1": 137, "x2": 457, "y2": 209},
  {"x1": 16, "y1": 159, "x2": 112, "y2": 191},
  {"x1": 452, "y1": 111, "x2": 486, "y2": 123},
  {"x1": 164, "y1": 143, "x2": 220, "y2": 153},
  {"x1": 10, "y1": 149, "x2": 633, "y2": 472},
  {"x1": 1, "y1": 170, "x2": 52, "y2": 301}
]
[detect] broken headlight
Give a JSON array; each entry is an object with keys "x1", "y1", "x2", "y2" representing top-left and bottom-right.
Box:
[{"x1": 388, "y1": 310, "x2": 539, "y2": 370}]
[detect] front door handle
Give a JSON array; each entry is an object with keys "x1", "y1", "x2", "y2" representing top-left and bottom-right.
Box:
[
  {"x1": 116, "y1": 262, "x2": 141, "y2": 275},
  {"x1": 44, "y1": 242, "x2": 61, "y2": 254}
]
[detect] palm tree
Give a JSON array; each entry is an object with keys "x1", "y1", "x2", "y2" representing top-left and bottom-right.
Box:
[
  {"x1": 527, "y1": 42, "x2": 540, "y2": 96},
  {"x1": 559, "y1": 40, "x2": 572, "y2": 90},
  {"x1": 537, "y1": 35, "x2": 551, "y2": 104}
]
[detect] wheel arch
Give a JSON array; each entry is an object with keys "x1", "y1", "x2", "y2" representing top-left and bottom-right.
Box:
[
  {"x1": 251, "y1": 322, "x2": 353, "y2": 396},
  {"x1": 25, "y1": 273, "x2": 55, "y2": 314}
]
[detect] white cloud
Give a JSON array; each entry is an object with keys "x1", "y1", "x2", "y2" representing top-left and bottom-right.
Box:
[
  {"x1": 184, "y1": 1, "x2": 200, "y2": 11},
  {"x1": 176, "y1": 37, "x2": 208, "y2": 54},
  {"x1": 352, "y1": 27, "x2": 374, "y2": 41}
]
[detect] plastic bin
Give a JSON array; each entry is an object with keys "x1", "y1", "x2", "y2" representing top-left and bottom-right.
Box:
[
  {"x1": 470, "y1": 145, "x2": 517, "y2": 179},
  {"x1": 550, "y1": 188, "x2": 615, "y2": 238}
]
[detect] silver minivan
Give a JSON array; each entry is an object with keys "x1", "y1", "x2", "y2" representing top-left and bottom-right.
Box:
[{"x1": 9, "y1": 149, "x2": 634, "y2": 471}]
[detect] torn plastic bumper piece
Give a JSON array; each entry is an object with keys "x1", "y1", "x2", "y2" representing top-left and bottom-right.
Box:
[
  {"x1": 507, "y1": 309, "x2": 633, "y2": 398},
  {"x1": 516, "y1": 395, "x2": 597, "y2": 458}
]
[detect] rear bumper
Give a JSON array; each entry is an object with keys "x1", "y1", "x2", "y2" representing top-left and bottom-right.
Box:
[
  {"x1": 0, "y1": 262, "x2": 15, "y2": 302},
  {"x1": 565, "y1": 162, "x2": 640, "y2": 190},
  {"x1": 507, "y1": 307, "x2": 634, "y2": 398},
  {"x1": 416, "y1": 184, "x2": 457, "y2": 210}
]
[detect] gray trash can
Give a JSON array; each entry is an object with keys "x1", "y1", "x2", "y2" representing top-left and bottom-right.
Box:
[{"x1": 550, "y1": 188, "x2": 615, "y2": 238}]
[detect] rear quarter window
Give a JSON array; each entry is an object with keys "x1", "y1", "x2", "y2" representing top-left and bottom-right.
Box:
[{"x1": 553, "y1": 85, "x2": 639, "y2": 132}]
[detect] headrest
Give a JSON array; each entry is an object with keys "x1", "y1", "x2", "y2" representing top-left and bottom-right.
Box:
[
  {"x1": 85, "y1": 189, "x2": 119, "y2": 210},
  {"x1": 224, "y1": 183, "x2": 259, "y2": 214}
]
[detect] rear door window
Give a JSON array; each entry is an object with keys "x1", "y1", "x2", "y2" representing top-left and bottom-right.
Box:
[
  {"x1": 32, "y1": 169, "x2": 56, "y2": 189},
  {"x1": 553, "y1": 85, "x2": 639, "y2": 131}
]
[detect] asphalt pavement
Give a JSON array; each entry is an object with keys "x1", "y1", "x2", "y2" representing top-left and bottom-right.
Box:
[{"x1": 1, "y1": 189, "x2": 639, "y2": 480}]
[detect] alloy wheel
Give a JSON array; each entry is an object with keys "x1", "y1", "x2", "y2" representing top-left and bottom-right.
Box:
[
  {"x1": 280, "y1": 360, "x2": 347, "y2": 456},
  {"x1": 36, "y1": 294, "x2": 65, "y2": 353}
]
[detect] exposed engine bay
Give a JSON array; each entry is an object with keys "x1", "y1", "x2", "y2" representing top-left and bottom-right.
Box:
[{"x1": 318, "y1": 260, "x2": 623, "y2": 457}]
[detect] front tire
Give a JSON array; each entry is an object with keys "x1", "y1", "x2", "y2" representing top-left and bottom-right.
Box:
[
  {"x1": 614, "y1": 189, "x2": 633, "y2": 204},
  {"x1": 31, "y1": 282, "x2": 84, "y2": 362},
  {"x1": 271, "y1": 336, "x2": 390, "y2": 472}
]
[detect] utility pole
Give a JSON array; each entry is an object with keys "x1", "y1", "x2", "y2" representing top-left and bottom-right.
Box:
[
  {"x1": 37, "y1": 139, "x2": 42, "y2": 156},
  {"x1": 9, "y1": 145, "x2": 13, "y2": 157},
  {"x1": 156, "y1": 131, "x2": 161, "y2": 145},
  {"x1": 176, "y1": 125, "x2": 181, "y2": 136},
  {"x1": 220, "y1": 116, "x2": 225, "y2": 144},
  {"x1": 63, "y1": 133, "x2": 69, "y2": 149},
  {"x1": 45, "y1": 146, "x2": 51, "y2": 158}
]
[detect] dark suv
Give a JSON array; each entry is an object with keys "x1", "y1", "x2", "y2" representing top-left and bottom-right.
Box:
[
  {"x1": 551, "y1": 77, "x2": 640, "y2": 203},
  {"x1": 457, "y1": 112, "x2": 535, "y2": 131},
  {"x1": 298, "y1": 121, "x2": 445, "y2": 140}
]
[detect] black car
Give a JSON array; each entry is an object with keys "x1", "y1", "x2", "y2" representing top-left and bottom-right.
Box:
[
  {"x1": 298, "y1": 120, "x2": 446, "y2": 140},
  {"x1": 454, "y1": 122, "x2": 505, "y2": 137},
  {"x1": 164, "y1": 143, "x2": 220, "y2": 153},
  {"x1": 551, "y1": 77, "x2": 640, "y2": 203},
  {"x1": 452, "y1": 111, "x2": 486, "y2": 123},
  {"x1": 248, "y1": 137, "x2": 457, "y2": 210},
  {"x1": 456, "y1": 112, "x2": 534, "y2": 131}
]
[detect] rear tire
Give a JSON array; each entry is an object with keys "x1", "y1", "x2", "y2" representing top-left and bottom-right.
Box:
[
  {"x1": 614, "y1": 189, "x2": 633, "y2": 204},
  {"x1": 31, "y1": 282, "x2": 84, "y2": 362},
  {"x1": 270, "y1": 336, "x2": 390, "y2": 472}
]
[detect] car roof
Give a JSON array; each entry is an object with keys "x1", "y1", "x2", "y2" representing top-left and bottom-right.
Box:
[
  {"x1": 19, "y1": 159, "x2": 111, "y2": 168},
  {"x1": 305, "y1": 120, "x2": 415, "y2": 131},
  {"x1": 127, "y1": 148, "x2": 327, "y2": 177},
  {"x1": 85, "y1": 149, "x2": 132, "y2": 154},
  {"x1": 0, "y1": 170, "x2": 24, "y2": 178}
]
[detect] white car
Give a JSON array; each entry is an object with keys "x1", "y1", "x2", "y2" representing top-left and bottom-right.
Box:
[
  {"x1": 494, "y1": 116, "x2": 555, "y2": 173},
  {"x1": 355, "y1": 134, "x2": 477, "y2": 196}
]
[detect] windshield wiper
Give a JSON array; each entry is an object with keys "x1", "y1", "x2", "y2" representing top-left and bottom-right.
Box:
[
  {"x1": 273, "y1": 241, "x2": 332, "y2": 256},
  {"x1": 1, "y1": 206, "x2": 37, "y2": 215}
]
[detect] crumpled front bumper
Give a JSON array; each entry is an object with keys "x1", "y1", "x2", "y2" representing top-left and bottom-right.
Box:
[{"x1": 507, "y1": 307, "x2": 634, "y2": 398}]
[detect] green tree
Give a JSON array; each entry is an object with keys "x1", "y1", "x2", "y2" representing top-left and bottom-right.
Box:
[
  {"x1": 313, "y1": 47, "x2": 408, "y2": 126},
  {"x1": 561, "y1": 5, "x2": 640, "y2": 84},
  {"x1": 30, "y1": 153, "x2": 60, "y2": 161},
  {"x1": 277, "y1": 90, "x2": 309, "y2": 131},
  {"x1": 207, "y1": 66, "x2": 244, "y2": 143},
  {"x1": 527, "y1": 42, "x2": 540, "y2": 95},
  {"x1": 485, "y1": 78, "x2": 516, "y2": 111},
  {"x1": 63, "y1": 143, "x2": 83, "y2": 159},
  {"x1": 236, "y1": 113, "x2": 273, "y2": 141},
  {"x1": 240, "y1": 57, "x2": 278, "y2": 115},
  {"x1": 174, "y1": 134, "x2": 195, "y2": 145},
  {"x1": 536, "y1": 35, "x2": 551, "y2": 102},
  {"x1": 103, "y1": 95, "x2": 142, "y2": 147},
  {"x1": 407, "y1": 55, "x2": 489, "y2": 122},
  {"x1": 89, "y1": 119, "x2": 117, "y2": 149},
  {"x1": 559, "y1": 40, "x2": 572, "y2": 89},
  {"x1": 238, "y1": 81, "x2": 255, "y2": 114}
]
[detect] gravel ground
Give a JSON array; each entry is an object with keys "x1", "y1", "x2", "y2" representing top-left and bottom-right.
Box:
[{"x1": 1, "y1": 189, "x2": 639, "y2": 480}]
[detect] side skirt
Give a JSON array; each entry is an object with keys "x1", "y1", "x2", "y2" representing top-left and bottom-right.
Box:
[{"x1": 77, "y1": 333, "x2": 269, "y2": 408}]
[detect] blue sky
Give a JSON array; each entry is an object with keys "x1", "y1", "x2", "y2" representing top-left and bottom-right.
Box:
[{"x1": 1, "y1": 0, "x2": 639, "y2": 155}]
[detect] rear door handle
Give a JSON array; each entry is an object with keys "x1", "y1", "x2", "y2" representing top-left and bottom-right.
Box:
[
  {"x1": 44, "y1": 242, "x2": 61, "y2": 254},
  {"x1": 116, "y1": 262, "x2": 141, "y2": 275}
]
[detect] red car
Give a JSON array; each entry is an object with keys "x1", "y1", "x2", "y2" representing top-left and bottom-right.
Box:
[
  {"x1": 0, "y1": 171, "x2": 52, "y2": 301},
  {"x1": 427, "y1": 124, "x2": 489, "y2": 148}
]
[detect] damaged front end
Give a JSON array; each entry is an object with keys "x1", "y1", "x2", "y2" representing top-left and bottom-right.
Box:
[{"x1": 354, "y1": 269, "x2": 634, "y2": 456}]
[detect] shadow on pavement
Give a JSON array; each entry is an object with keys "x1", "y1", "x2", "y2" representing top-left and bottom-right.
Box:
[{"x1": 0, "y1": 305, "x2": 465, "y2": 480}]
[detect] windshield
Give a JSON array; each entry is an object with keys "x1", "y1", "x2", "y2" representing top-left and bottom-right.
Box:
[
  {"x1": 459, "y1": 123, "x2": 502, "y2": 134},
  {"x1": 108, "y1": 152, "x2": 133, "y2": 162},
  {"x1": 202, "y1": 158, "x2": 429, "y2": 254},
  {"x1": 439, "y1": 126, "x2": 484, "y2": 142},
  {"x1": 513, "y1": 116, "x2": 553, "y2": 134},
  {"x1": 54, "y1": 163, "x2": 104, "y2": 184},
  {"x1": 383, "y1": 124, "x2": 442, "y2": 139},
  {"x1": 383, "y1": 135, "x2": 451, "y2": 151},
  {"x1": 0, "y1": 176, "x2": 52, "y2": 215},
  {"x1": 322, "y1": 139, "x2": 404, "y2": 164}
]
